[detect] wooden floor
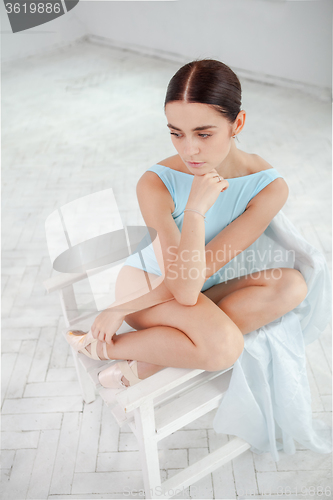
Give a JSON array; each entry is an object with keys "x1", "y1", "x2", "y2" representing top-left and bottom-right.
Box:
[{"x1": 1, "y1": 38, "x2": 332, "y2": 499}]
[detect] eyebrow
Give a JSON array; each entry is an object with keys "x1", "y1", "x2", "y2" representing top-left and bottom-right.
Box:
[{"x1": 167, "y1": 123, "x2": 218, "y2": 132}]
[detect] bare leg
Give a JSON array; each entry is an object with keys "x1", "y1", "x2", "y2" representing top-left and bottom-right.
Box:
[
  {"x1": 91, "y1": 293, "x2": 244, "y2": 371},
  {"x1": 95, "y1": 268, "x2": 307, "y2": 384},
  {"x1": 206, "y1": 268, "x2": 308, "y2": 334}
]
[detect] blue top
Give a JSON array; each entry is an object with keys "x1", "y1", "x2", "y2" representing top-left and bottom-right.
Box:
[{"x1": 124, "y1": 163, "x2": 285, "y2": 291}]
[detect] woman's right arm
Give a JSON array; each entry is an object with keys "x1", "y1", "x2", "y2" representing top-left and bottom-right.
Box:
[
  {"x1": 92, "y1": 172, "x2": 207, "y2": 343},
  {"x1": 91, "y1": 171, "x2": 224, "y2": 343},
  {"x1": 136, "y1": 171, "x2": 224, "y2": 305}
]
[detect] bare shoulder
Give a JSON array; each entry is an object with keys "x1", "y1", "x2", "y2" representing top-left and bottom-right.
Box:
[
  {"x1": 156, "y1": 155, "x2": 174, "y2": 167},
  {"x1": 136, "y1": 166, "x2": 175, "y2": 214},
  {"x1": 248, "y1": 153, "x2": 275, "y2": 174},
  {"x1": 156, "y1": 154, "x2": 185, "y2": 172},
  {"x1": 136, "y1": 154, "x2": 183, "y2": 213},
  {"x1": 138, "y1": 154, "x2": 182, "y2": 188},
  {"x1": 246, "y1": 154, "x2": 289, "y2": 210},
  {"x1": 250, "y1": 153, "x2": 288, "y2": 188}
]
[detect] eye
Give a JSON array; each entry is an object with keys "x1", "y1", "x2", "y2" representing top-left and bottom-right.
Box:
[{"x1": 170, "y1": 132, "x2": 212, "y2": 138}]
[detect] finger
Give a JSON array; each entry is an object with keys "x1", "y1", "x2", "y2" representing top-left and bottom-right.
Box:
[
  {"x1": 210, "y1": 174, "x2": 224, "y2": 182},
  {"x1": 92, "y1": 324, "x2": 102, "y2": 339},
  {"x1": 97, "y1": 330, "x2": 105, "y2": 342},
  {"x1": 210, "y1": 170, "x2": 223, "y2": 178}
]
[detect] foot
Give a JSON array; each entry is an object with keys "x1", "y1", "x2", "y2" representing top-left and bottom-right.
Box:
[
  {"x1": 98, "y1": 360, "x2": 140, "y2": 389},
  {"x1": 84, "y1": 339, "x2": 132, "y2": 387},
  {"x1": 84, "y1": 338, "x2": 110, "y2": 360},
  {"x1": 115, "y1": 361, "x2": 165, "y2": 386},
  {"x1": 68, "y1": 331, "x2": 165, "y2": 386},
  {"x1": 98, "y1": 360, "x2": 165, "y2": 388},
  {"x1": 119, "y1": 361, "x2": 166, "y2": 386},
  {"x1": 66, "y1": 329, "x2": 111, "y2": 361}
]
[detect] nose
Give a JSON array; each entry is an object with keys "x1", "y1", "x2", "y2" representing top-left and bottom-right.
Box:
[{"x1": 182, "y1": 137, "x2": 200, "y2": 157}]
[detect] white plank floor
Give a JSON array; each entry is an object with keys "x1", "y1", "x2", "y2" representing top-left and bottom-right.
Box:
[{"x1": 2, "y1": 38, "x2": 332, "y2": 499}]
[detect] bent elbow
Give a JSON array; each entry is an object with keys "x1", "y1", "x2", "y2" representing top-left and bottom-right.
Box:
[{"x1": 163, "y1": 277, "x2": 200, "y2": 306}]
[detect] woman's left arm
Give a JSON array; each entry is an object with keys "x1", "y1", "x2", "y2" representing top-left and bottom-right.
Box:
[{"x1": 203, "y1": 177, "x2": 289, "y2": 282}]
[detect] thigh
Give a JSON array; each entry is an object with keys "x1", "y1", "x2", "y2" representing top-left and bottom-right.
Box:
[
  {"x1": 116, "y1": 266, "x2": 238, "y2": 345},
  {"x1": 124, "y1": 292, "x2": 237, "y2": 347},
  {"x1": 115, "y1": 265, "x2": 162, "y2": 301},
  {"x1": 201, "y1": 267, "x2": 300, "y2": 305}
]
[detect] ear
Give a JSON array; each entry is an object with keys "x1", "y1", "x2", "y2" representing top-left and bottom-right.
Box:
[{"x1": 233, "y1": 110, "x2": 246, "y2": 135}]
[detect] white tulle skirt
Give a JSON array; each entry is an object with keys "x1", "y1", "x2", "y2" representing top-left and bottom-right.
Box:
[{"x1": 212, "y1": 210, "x2": 332, "y2": 461}]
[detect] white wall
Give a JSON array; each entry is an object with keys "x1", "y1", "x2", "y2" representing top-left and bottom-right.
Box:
[
  {"x1": 2, "y1": 0, "x2": 331, "y2": 91},
  {"x1": 78, "y1": 0, "x2": 332, "y2": 90}
]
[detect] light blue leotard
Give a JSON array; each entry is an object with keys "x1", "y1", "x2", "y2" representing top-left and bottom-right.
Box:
[{"x1": 124, "y1": 164, "x2": 285, "y2": 291}]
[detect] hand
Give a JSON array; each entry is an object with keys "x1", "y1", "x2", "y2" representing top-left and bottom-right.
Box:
[
  {"x1": 186, "y1": 168, "x2": 229, "y2": 214},
  {"x1": 91, "y1": 308, "x2": 125, "y2": 344}
]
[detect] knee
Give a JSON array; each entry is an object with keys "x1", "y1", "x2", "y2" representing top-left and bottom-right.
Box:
[
  {"x1": 278, "y1": 268, "x2": 308, "y2": 306},
  {"x1": 294, "y1": 270, "x2": 308, "y2": 302},
  {"x1": 201, "y1": 327, "x2": 244, "y2": 372}
]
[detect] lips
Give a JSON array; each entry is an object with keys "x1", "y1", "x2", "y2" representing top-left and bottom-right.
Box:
[{"x1": 186, "y1": 161, "x2": 205, "y2": 167}]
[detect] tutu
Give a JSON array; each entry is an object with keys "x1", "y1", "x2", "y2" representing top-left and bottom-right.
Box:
[{"x1": 213, "y1": 210, "x2": 332, "y2": 461}]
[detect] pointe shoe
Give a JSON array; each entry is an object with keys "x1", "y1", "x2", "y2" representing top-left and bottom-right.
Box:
[
  {"x1": 66, "y1": 329, "x2": 111, "y2": 361},
  {"x1": 98, "y1": 360, "x2": 141, "y2": 389}
]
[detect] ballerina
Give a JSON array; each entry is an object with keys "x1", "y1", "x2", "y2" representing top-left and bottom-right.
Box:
[{"x1": 67, "y1": 58, "x2": 308, "y2": 391}]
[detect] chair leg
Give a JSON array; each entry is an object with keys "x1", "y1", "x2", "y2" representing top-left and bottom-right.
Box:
[
  {"x1": 134, "y1": 400, "x2": 161, "y2": 498},
  {"x1": 71, "y1": 347, "x2": 96, "y2": 404}
]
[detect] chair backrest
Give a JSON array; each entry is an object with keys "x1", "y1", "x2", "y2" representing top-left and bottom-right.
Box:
[
  {"x1": 45, "y1": 188, "x2": 126, "y2": 313},
  {"x1": 44, "y1": 188, "x2": 161, "y2": 331}
]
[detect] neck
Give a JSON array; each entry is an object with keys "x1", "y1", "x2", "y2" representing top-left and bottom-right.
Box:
[{"x1": 215, "y1": 140, "x2": 244, "y2": 178}]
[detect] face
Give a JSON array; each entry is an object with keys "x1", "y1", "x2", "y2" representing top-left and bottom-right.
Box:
[{"x1": 165, "y1": 101, "x2": 237, "y2": 175}]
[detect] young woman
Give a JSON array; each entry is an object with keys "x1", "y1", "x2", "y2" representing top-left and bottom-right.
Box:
[{"x1": 67, "y1": 59, "x2": 308, "y2": 389}]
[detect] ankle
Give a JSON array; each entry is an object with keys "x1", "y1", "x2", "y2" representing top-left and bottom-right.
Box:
[
  {"x1": 136, "y1": 361, "x2": 164, "y2": 379},
  {"x1": 86, "y1": 339, "x2": 110, "y2": 360}
]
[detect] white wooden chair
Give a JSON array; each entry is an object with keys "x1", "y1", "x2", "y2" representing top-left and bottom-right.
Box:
[
  {"x1": 43, "y1": 189, "x2": 250, "y2": 498},
  {"x1": 43, "y1": 271, "x2": 250, "y2": 497}
]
